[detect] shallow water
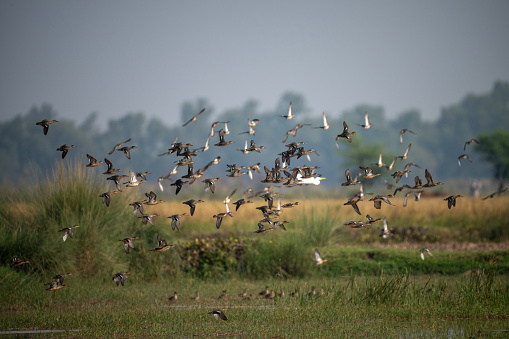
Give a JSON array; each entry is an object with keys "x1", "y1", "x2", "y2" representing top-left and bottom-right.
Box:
[{"x1": 0, "y1": 329, "x2": 80, "y2": 335}]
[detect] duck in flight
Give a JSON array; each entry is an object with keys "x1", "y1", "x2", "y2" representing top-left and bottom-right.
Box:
[
  {"x1": 335, "y1": 121, "x2": 356, "y2": 148},
  {"x1": 36, "y1": 119, "x2": 58, "y2": 135},
  {"x1": 182, "y1": 108, "x2": 206, "y2": 127},
  {"x1": 356, "y1": 111, "x2": 372, "y2": 129},
  {"x1": 280, "y1": 101, "x2": 295, "y2": 120}
]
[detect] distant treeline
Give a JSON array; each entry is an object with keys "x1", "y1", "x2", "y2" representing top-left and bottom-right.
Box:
[{"x1": 1, "y1": 81, "x2": 508, "y2": 188}]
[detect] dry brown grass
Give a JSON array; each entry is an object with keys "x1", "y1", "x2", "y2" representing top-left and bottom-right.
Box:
[{"x1": 133, "y1": 195, "x2": 509, "y2": 242}]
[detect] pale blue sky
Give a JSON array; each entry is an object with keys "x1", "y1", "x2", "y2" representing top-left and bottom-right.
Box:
[{"x1": 1, "y1": 1, "x2": 508, "y2": 126}]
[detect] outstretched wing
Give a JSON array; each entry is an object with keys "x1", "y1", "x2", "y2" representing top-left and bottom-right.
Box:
[{"x1": 314, "y1": 249, "x2": 322, "y2": 262}]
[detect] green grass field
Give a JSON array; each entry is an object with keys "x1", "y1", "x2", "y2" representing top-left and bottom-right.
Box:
[{"x1": 1, "y1": 163, "x2": 508, "y2": 337}]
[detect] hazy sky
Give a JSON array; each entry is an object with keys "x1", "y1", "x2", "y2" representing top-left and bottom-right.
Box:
[{"x1": 1, "y1": 1, "x2": 508, "y2": 127}]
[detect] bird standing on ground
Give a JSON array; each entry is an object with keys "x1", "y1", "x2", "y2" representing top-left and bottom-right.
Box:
[{"x1": 168, "y1": 291, "x2": 178, "y2": 302}]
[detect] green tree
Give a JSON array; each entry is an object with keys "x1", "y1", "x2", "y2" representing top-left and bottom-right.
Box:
[{"x1": 476, "y1": 130, "x2": 509, "y2": 180}]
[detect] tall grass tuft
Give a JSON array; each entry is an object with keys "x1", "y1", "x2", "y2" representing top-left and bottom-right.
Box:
[
  {"x1": 359, "y1": 269, "x2": 411, "y2": 305},
  {"x1": 458, "y1": 260, "x2": 508, "y2": 313},
  {"x1": 242, "y1": 236, "x2": 313, "y2": 279},
  {"x1": 299, "y1": 206, "x2": 337, "y2": 247},
  {"x1": 0, "y1": 161, "x2": 142, "y2": 278}
]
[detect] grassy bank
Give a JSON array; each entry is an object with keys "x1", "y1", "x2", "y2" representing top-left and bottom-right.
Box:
[{"x1": 1, "y1": 269, "x2": 507, "y2": 337}]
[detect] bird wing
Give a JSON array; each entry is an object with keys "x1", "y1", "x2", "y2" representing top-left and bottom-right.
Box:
[
  {"x1": 226, "y1": 189, "x2": 237, "y2": 201},
  {"x1": 345, "y1": 169, "x2": 352, "y2": 181},
  {"x1": 147, "y1": 216, "x2": 155, "y2": 226},
  {"x1": 104, "y1": 158, "x2": 113, "y2": 170},
  {"x1": 218, "y1": 128, "x2": 225, "y2": 142},
  {"x1": 342, "y1": 121, "x2": 349, "y2": 133},
  {"x1": 218, "y1": 311, "x2": 228, "y2": 321},
  {"x1": 183, "y1": 108, "x2": 206, "y2": 127},
  {"x1": 215, "y1": 217, "x2": 222, "y2": 229},
  {"x1": 404, "y1": 144, "x2": 412, "y2": 157},
  {"x1": 314, "y1": 249, "x2": 322, "y2": 262},
  {"x1": 403, "y1": 192, "x2": 410, "y2": 207},
  {"x1": 128, "y1": 239, "x2": 135, "y2": 248},
  {"x1": 56, "y1": 275, "x2": 65, "y2": 285},
  {"x1": 351, "y1": 202, "x2": 361, "y2": 215}
]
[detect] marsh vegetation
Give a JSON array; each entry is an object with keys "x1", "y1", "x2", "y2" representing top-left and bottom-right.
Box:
[{"x1": 1, "y1": 164, "x2": 508, "y2": 337}]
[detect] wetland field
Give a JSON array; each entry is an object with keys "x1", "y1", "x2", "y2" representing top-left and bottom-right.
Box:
[{"x1": 1, "y1": 165, "x2": 508, "y2": 337}]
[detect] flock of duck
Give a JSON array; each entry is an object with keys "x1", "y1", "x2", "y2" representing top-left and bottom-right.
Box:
[{"x1": 9, "y1": 107, "x2": 507, "y2": 320}]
